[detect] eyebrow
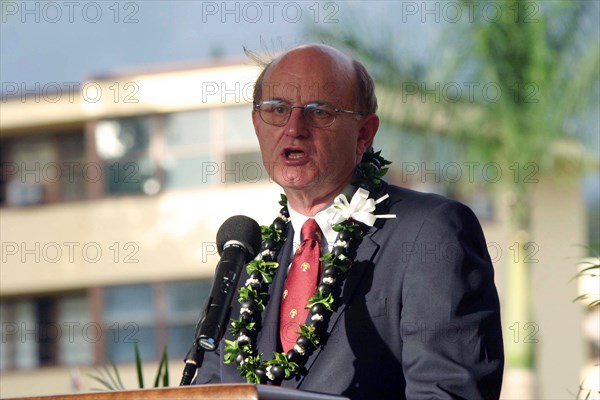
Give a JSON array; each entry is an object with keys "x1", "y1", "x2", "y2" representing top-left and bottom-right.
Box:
[
  {"x1": 262, "y1": 99, "x2": 336, "y2": 108},
  {"x1": 262, "y1": 98, "x2": 287, "y2": 104}
]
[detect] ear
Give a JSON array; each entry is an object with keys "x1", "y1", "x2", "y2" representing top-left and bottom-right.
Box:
[{"x1": 356, "y1": 114, "x2": 379, "y2": 157}]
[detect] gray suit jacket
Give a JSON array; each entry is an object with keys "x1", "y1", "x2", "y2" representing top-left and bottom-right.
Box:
[{"x1": 197, "y1": 184, "x2": 504, "y2": 399}]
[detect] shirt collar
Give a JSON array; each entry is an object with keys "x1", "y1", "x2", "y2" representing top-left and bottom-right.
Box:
[{"x1": 287, "y1": 185, "x2": 356, "y2": 252}]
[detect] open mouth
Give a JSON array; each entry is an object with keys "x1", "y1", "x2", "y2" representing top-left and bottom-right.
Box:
[{"x1": 284, "y1": 149, "x2": 306, "y2": 160}]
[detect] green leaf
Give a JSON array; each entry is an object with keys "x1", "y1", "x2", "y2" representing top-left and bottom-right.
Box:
[
  {"x1": 298, "y1": 324, "x2": 320, "y2": 347},
  {"x1": 109, "y1": 361, "x2": 125, "y2": 390},
  {"x1": 134, "y1": 342, "x2": 144, "y2": 388},
  {"x1": 87, "y1": 362, "x2": 127, "y2": 391},
  {"x1": 320, "y1": 253, "x2": 335, "y2": 264},
  {"x1": 279, "y1": 193, "x2": 288, "y2": 207},
  {"x1": 261, "y1": 225, "x2": 285, "y2": 243},
  {"x1": 238, "y1": 286, "x2": 269, "y2": 311},
  {"x1": 102, "y1": 364, "x2": 119, "y2": 390},
  {"x1": 88, "y1": 369, "x2": 116, "y2": 391},
  {"x1": 153, "y1": 346, "x2": 169, "y2": 387},
  {"x1": 246, "y1": 259, "x2": 279, "y2": 283},
  {"x1": 239, "y1": 354, "x2": 263, "y2": 383},
  {"x1": 231, "y1": 316, "x2": 256, "y2": 336},
  {"x1": 89, "y1": 344, "x2": 170, "y2": 391},
  {"x1": 331, "y1": 223, "x2": 344, "y2": 232},
  {"x1": 265, "y1": 352, "x2": 299, "y2": 378},
  {"x1": 224, "y1": 339, "x2": 240, "y2": 364},
  {"x1": 307, "y1": 291, "x2": 335, "y2": 311},
  {"x1": 238, "y1": 286, "x2": 254, "y2": 301},
  {"x1": 377, "y1": 167, "x2": 389, "y2": 177},
  {"x1": 576, "y1": 263, "x2": 599, "y2": 275}
]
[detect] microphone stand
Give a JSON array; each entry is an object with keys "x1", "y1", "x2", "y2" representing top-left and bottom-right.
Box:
[
  {"x1": 179, "y1": 243, "x2": 246, "y2": 385},
  {"x1": 179, "y1": 342, "x2": 205, "y2": 386}
]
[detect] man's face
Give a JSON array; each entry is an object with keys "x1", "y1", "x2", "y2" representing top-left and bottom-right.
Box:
[{"x1": 252, "y1": 47, "x2": 378, "y2": 203}]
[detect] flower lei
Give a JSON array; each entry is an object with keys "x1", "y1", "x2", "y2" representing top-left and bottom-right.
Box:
[{"x1": 223, "y1": 149, "x2": 392, "y2": 384}]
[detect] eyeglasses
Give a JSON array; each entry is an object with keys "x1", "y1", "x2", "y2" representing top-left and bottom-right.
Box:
[{"x1": 253, "y1": 100, "x2": 364, "y2": 128}]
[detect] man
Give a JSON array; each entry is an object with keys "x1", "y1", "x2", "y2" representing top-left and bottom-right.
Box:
[{"x1": 197, "y1": 44, "x2": 504, "y2": 399}]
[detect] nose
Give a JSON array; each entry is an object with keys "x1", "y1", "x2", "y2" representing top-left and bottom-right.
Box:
[{"x1": 285, "y1": 107, "x2": 309, "y2": 138}]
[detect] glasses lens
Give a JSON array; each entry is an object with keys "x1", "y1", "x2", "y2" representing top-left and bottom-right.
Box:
[
  {"x1": 304, "y1": 104, "x2": 335, "y2": 127},
  {"x1": 259, "y1": 101, "x2": 290, "y2": 126}
]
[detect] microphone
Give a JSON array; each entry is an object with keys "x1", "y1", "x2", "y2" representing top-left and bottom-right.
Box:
[
  {"x1": 195, "y1": 215, "x2": 262, "y2": 351},
  {"x1": 180, "y1": 215, "x2": 261, "y2": 386}
]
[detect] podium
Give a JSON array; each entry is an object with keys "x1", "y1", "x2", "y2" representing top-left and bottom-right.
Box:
[{"x1": 7, "y1": 384, "x2": 350, "y2": 400}]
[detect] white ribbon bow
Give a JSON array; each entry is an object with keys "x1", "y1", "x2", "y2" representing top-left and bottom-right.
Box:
[{"x1": 326, "y1": 188, "x2": 396, "y2": 226}]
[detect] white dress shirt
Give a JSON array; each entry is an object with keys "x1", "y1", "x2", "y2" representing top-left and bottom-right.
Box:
[{"x1": 286, "y1": 185, "x2": 356, "y2": 257}]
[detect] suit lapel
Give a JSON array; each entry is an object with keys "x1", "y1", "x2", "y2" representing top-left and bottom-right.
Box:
[{"x1": 255, "y1": 227, "x2": 295, "y2": 360}]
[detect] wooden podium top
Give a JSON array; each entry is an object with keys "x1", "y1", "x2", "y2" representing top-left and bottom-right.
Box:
[{"x1": 8, "y1": 384, "x2": 350, "y2": 400}]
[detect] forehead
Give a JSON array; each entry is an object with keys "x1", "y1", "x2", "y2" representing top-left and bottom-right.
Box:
[{"x1": 260, "y1": 48, "x2": 356, "y2": 105}]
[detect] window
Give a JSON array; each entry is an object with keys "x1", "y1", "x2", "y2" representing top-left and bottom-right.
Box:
[
  {"x1": 223, "y1": 151, "x2": 267, "y2": 184},
  {"x1": 103, "y1": 284, "x2": 156, "y2": 363},
  {"x1": 4, "y1": 136, "x2": 54, "y2": 206},
  {"x1": 222, "y1": 106, "x2": 268, "y2": 185},
  {"x1": 57, "y1": 295, "x2": 94, "y2": 366},
  {"x1": 0, "y1": 280, "x2": 211, "y2": 371},
  {"x1": 2, "y1": 103, "x2": 267, "y2": 206},
  {"x1": 101, "y1": 280, "x2": 211, "y2": 364},
  {"x1": 164, "y1": 280, "x2": 212, "y2": 357},
  {"x1": 0, "y1": 300, "x2": 40, "y2": 370},
  {"x1": 0, "y1": 293, "x2": 91, "y2": 371},
  {"x1": 222, "y1": 106, "x2": 256, "y2": 152},
  {"x1": 163, "y1": 109, "x2": 214, "y2": 188},
  {"x1": 0, "y1": 131, "x2": 86, "y2": 207},
  {"x1": 95, "y1": 117, "x2": 157, "y2": 196},
  {"x1": 59, "y1": 133, "x2": 87, "y2": 202},
  {"x1": 0, "y1": 303, "x2": 7, "y2": 370}
]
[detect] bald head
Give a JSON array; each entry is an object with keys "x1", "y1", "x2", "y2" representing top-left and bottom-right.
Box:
[
  {"x1": 268, "y1": 44, "x2": 356, "y2": 81},
  {"x1": 252, "y1": 44, "x2": 378, "y2": 115}
]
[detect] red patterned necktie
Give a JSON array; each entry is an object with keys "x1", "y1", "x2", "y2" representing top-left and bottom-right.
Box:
[{"x1": 280, "y1": 218, "x2": 322, "y2": 353}]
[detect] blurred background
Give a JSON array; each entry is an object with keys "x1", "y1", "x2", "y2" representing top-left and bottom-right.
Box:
[{"x1": 1, "y1": 0, "x2": 598, "y2": 398}]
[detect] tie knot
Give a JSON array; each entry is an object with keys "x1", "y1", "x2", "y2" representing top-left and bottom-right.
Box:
[{"x1": 301, "y1": 218, "x2": 322, "y2": 242}]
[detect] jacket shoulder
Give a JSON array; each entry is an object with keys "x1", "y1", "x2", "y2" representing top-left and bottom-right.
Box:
[{"x1": 380, "y1": 184, "x2": 484, "y2": 233}]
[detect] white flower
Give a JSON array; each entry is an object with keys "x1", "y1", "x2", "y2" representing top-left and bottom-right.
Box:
[
  {"x1": 238, "y1": 334, "x2": 251, "y2": 344},
  {"x1": 261, "y1": 249, "x2": 275, "y2": 258},
  {"x1": 245, "y1": 277, "x2": 260, "y2": 287},
  {"x1": 279, "y1": 214, "x2": 290, "y2": 222},
  {"x1": 240, "y1": 307, "x2": 253, "y2": 315},
  {"x1": 338, "y1": 254, "x2": 348, "y2": 260},
  {"x1": 294, "y1": 344, "x2": 305, "y2": 355},
  {"x1": 311, "y1": 314, "x2": 324, "y2": 321},
  {"x1": 322, "y1": 277, "x2": 335, "y2": 285},
  {"x1": 266, "y1": 366, "x2": 275, "y2": 381},
  {"x1": 326, "y1": 188, "x2": 396, "y2": 226},
  {"x1": 335, "y1": 240, "x2": 348, "y2": 248}
]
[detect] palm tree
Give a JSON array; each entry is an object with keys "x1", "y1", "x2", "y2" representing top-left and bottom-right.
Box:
[{"x1": 310, "y1": 0, "x2": 599, "y2": 397}]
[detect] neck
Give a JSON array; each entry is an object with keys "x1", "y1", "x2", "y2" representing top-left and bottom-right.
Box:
[{"x1": 284, "y1": 179, "x2": 351, "y2": 216}]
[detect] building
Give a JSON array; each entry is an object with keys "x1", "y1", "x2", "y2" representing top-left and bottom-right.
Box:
[{"x1": 0, "y1": 60, "x2": 594, "y2": 398}]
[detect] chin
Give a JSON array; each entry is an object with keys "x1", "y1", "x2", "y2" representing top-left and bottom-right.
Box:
[
  {"x1": 279, "y1": 180, "x2": 311, "y2": 191},
  {"x1": 274, "y1": 169, "x2": 316, "y2": 188},
  {"x1": 276, "y1": 176, "x2": 316, "y2": 192}
]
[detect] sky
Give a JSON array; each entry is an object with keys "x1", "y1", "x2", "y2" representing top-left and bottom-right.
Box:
[
  {"x1": 0, "y1": 1, "x2": 439, "y2": 90},
  {"x1": 1, "y1": 1, "x2": 303, "y2": 87}
]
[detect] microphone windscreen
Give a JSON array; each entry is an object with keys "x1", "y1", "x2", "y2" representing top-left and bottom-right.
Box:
[{"x1": 216, "y1": 215, "x2": 262, "y2": 259}]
